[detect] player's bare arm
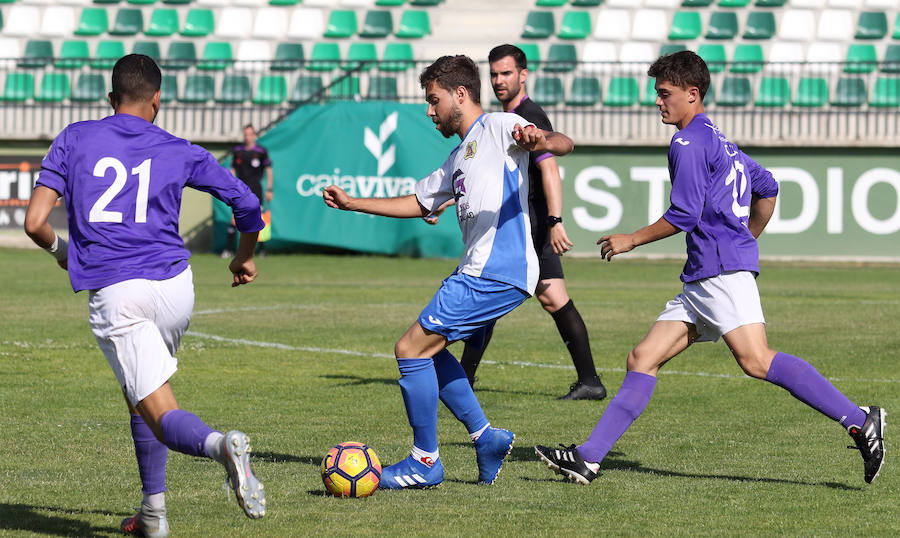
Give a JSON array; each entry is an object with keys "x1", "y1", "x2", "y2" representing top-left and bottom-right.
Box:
[
  {"x1": 24, "y1": 185, "x2": 67, "y2": 270},
  {"x1": 229, "y1": 231, "x2": 258, "y2": 287},
  {"x1": 323, "y1": 186, "x2": 429, "y2": 218},
  {"x1": 598, "y1": 216, "x2": 680, "y2": 261},
  {"x1": 538, "y1": 157, "x2": 573, "y2": 255},
  {"x1": 748, "y1": 195, "x2": 777, "y2": 239},
  {"x1": 512, "y1": 125, "x2": 574, "y2": 156},
  {"x1": 265, "y1": 166, "x2": 274, "y2": 204},
  {"x1": 423, "y1": 198, "x2": 455, "y2": 225}
]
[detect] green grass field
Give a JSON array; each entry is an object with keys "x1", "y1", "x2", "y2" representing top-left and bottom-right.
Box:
[{"x1": 2, "y1": 248, "x2": 898, "y2": 536}]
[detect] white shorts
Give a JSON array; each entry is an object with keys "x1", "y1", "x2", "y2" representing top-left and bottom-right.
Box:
[
  {"x1": 656, "y1": 270, "x2": 765, "y2": 343},
  {"x1": 88, "y1": 266, "x2": 194, "y2": 405}
]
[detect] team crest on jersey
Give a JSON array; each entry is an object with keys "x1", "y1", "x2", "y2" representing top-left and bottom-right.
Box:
[{"x1": 464, "y1": 141, "x2": 477, "y2": 160}]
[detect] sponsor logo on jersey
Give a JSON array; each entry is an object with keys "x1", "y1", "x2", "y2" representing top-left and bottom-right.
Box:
[
  {"x1": 464, "y1": 141, "x2": 477, "y2": 160},
  {"x1": 428, "y1": 315, "x2": 443, "y2": 326}
]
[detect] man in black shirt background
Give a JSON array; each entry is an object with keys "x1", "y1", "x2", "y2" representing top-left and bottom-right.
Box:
[{"x1": 223, "y1": 124, "x2": 273, "y2": 257}]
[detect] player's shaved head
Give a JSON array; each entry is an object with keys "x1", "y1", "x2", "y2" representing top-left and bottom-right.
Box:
[
  {"x1": 420, "y1": 55, "x2": 481, "y2": 105},
  {"x1": 648, "y1": 50, "x2": 710, "y2": 101},
  {"x1": 111, "y1": 54, "x2": 162, "y2": 105}
]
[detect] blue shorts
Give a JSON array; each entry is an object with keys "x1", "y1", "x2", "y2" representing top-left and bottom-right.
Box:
[{"x1": 418, "y1": 272, "x2": 529, "y2": 343}]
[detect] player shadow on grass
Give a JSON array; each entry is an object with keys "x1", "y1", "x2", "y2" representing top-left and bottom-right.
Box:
[
  {"x1": 0, "y1": 503, "x2": 124, "y2": 537},
  {"x1": 251, "y1": 451, "x2": 311, "y2": 464},
  {"x1": 319, "y1": 374, "x2": 397, "y2": 387}
]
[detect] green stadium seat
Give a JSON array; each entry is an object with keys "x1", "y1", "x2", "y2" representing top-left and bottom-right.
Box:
[
  {"x1": 75, "y1": 8, "x2": 109, "y2": 36},
  {"x1": 793, "y1": 77, "x2": 828, "y2": 108},
  {"x1": 669, "y1": 12, "x2": 702, "y2": 40},
  {"x1": 703, "y1": 83, "x2": 715, "y2": 105},
  {"x1": 133, "y1": 41, "x2": 162, "y2": 62},
  {"x1": 182, "y1": 74, "x2": 214, "y2": 103},
  {"x1": 328, "y1": 75, "x2": 360, "y2": 101},
  {"x1": 697, "y1": 44, "x2": 726, "y2": 73},
  {"x1": 163, "y1": 0, "x2": 192, "y2": 4},
  {"x1": 159, "y1": 74, "x2": 177, "y2": 102},
  {"x1": 717, "y1": 77, "x2": 751, "y2": 106},
  {"x1": 516, "y1": 43, "x2": 541, "y2": 71},
  {"x1": 367, "y1": 75, "x2": 398, "y2": 100},
  {"x1": 129, "y1": 0, "x2": 157, "y2": 5},
  {"x1": 706, "y1": 12, "x2": 738, "y2": 40},
  {"x1": 566, "y1": 76, "x2": 601, "y2": 106},
  {"x1": 3, "y1": 73, "x2": 34, "y2": 102},
  {"x1": 660, "y1": 44, "x2": 687, "y2": 57},
  {"x1": 110, "y1": 8, "x2": 143, "y2": 36},
  {"x1": 94, "y1": 0, "x2": 123, "y2": 6},
  {"x1": 571, "y1": 0, "x2": 602, "y2": 6},
  {"x1": 731, "y1": 44, "x2": 764, "y2": 73},
  {"x1": 381, "y1": 43, "x2": 414, "y2": 72},
  {"x1": 604, "y1": 77, "x2": 639, "y2": 107},
  {"x1": 360, "y1": 10, "x2": 392, "y2": 38},
  {"x1": 19, "y1": 40, "x2": 54, "y2": 69},
  {"x1": 396, "y1": 10, "x2": 430, "y2": 38},
  {"x1": 290, "y1": 75, "x2": 324, "y2": 103},
  {"x1": 883, "y1": 45, "x2": 900, "y2": 74},
  {"x1": 375, "y1": 0, "x2": 407, "y2": 6},
  {"x1": 536, "y1": 0, "x2": 566, "y2": 5},
  {"x1": 831, "y1": 78, "x2": 867, "y2": 107},
  {"x1": 92, "y1": 41, "x2": 126, "y2": 69},
  {"x1": 870, "y1": 77, "x2": 900, "y2": 108},
  {"x1": 681, "y1": 0, "x2": 712, "y2": 6},
  {"x1": 522, "y1": 11, "x2": 554, "y2": 39},
  {"x1": 410, "y1": 0, "x2": 442, "y2": 5},
  {"x1": 72, "y1": 73, "x2": 107, "y2": 102},
  {"x1": 754, "y1": 0, "x2": 784, "y2": 6},
  {"x1": 558, "y1": 11, "x2": 591, "y2": 40},
  {"x1": 272, "y1": 43, "x2": 304, "y2": 71},
  {"x1": 308, "y1": 43, "x2": 341, "y2": 72},
  {"x1": 218, "y1": 75, "x2": 251, "y2": 104},
  {"x1": 36, "y1": 73, "x2": 70, "y2": 102},
  {"x1": 532, "y1": 77, "x2": 564, "y2": 106},
  {"x1": 57, "y1": 41, "x2": 90, "y2": 70},
  {"x1": 543, "y1": 44, "x2": 577, "y2": 73},
  {"x1": 269, "y1": 0, "x2": 299, "y2": 5},
  {"x1": 324, "y1": 10, "x2": 358, "y2": 38},
  {"x1": 146, "y1": 8, "x2": 178, "y2": 37},
  {"x1": 641, "y1": 77, "x2": 657, "y2": 106},
  {"x1": 743, "y1": 11, "x2": 775, "y2": 40},
  {"x1": 894, "y1": 13, "x2": 900, "y2": 40},
  {"x1": 718, "y1": 0, "x2": 749, "y2": 7},
  {"x1": 164, "y1": 41, "x2": 197, "y2": 69},
  {"x1": 856, "y1": 11, "x2": 888, "y2": 40},
  {"x1": 845, "y1": 45, "x2": 878, "y2": 74},
  {"x1": 198, "y1": 42, "x2": 232, "y2": 70},
  {"x1": 755, "y1": 77, "x2": 789, "y2": 107},
  {"x1": 344, "y1": 43, "x2": 377, "y2": 71},
  {"x1": 181, "y1": 9, "x2": 214, "y2": 37}
]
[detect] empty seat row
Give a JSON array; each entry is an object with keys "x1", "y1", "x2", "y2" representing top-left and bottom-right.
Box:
[{"x1": 536, "y1": 0, "x2": 784, "y2": 5}]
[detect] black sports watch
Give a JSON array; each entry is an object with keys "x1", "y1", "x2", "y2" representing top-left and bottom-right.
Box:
[{"x1": 547, "y1": 216, "x2": 563, "y2": 227}]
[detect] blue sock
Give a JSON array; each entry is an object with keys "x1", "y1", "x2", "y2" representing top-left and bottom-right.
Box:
[
  {"x1": 434, "y1": 350, "x2": 489, "y2": 436},
  {"x1": 578, "y1": 371, "x2": 656, "y2": 463},
  {"x1": 159, "y1": 409, "x2": 216, "y2": 458},
  {"x1": 131, "y1": 414, "x2": 167, "y2": 495},
  {"x1": 397, "y1": 358, "x2": 439, "y2": 453}
]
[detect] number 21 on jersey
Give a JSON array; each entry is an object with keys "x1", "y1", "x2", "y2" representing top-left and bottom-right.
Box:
[{"x1": 89, "y1": 157, "x2": 151, "y2": 223}]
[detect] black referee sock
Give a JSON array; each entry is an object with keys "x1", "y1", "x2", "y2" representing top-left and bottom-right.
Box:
[{"x1": 551, "y1": 300, "x2": 598, "y2": 382}]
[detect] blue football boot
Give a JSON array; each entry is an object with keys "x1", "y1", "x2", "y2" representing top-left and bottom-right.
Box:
[
  {"x1": 379, "y1": 455, "x2": 444, "y2": 489},
  {"x1": 474, "y1": 427, "x2": 515, "y2": 485}
]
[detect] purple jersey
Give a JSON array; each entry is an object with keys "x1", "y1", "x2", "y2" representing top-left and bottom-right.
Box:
[
  {"x1": 36, "y1": 113, "x2": 264, "y2": 292},
  {"x1": 662, "y1": 113, "x2": 779, "y2": 283}
]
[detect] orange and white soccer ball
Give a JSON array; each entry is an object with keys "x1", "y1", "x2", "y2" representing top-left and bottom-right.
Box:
[{"x1": 321, "y1": 442, "x2": 382, "y2": 498}]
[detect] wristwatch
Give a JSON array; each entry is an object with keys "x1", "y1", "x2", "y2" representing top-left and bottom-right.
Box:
[{"x1": 547, "y1": 216, "x2": 563, "y2": 227}]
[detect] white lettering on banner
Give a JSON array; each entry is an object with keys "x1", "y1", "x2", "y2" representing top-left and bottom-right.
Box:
[
  {"x1": 827, "y1": 167, "x2": 843, "y2": 234},
  {"x1": 0, "y1": 171, "x2": 15, "y2": 199},
  {"x1": 631, "y1": 167, "x2": 670, "y2": 223},
  {"x1": 852, "y1": 168, "x2": 900, "y2": 235},
  {"x1": 295, "y1": 168, "x2": 416, "y2": 198},
  {"x1": 766, "y1": 167, "x2": 819, "y2": 234},
  {"x1": 571, "y1": 166, "x2": 623, "y2": 231}
]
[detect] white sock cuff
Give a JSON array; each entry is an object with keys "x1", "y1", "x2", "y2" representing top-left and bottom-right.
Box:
[{"x1": 470, "y1": 423, "x2": 490, "y2": 442}]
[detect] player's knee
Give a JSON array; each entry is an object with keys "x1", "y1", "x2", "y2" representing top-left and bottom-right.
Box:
[
  {"x1": 734, "y1": 350, "x2": 774, "y2": 379},
  {"x1": 394, "y1": 337, "x2": 422, "y2": 359},
  {"x1": 626, "y1": 347, "x2": 652, "y2": 374}
]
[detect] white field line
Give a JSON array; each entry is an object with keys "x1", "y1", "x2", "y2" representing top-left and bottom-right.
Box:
[{"x1": 186, "y1": 331, "x2": 900, "y2": 384}]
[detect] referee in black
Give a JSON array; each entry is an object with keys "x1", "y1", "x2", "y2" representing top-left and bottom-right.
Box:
[{"x1": 223, "y1": 124, "x2": 273, "y2": 257}]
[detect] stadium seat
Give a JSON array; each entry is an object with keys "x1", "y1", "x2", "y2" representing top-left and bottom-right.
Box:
[
  {"x1": 308, "y1": 43, "x2": 342, "y2": 71},
  {"x1": 558, "y1": 11, "x2": 591, "y2": 39},
  {"x1": 19, "y1": 40, "x2": 54, "y2": 69},
  {"x1": 75, "y1": 8, "x2": 109, "y2": 36},
  {"x1": 660, "y1": 44, "x2": 687, "y2": 57},
  {"x1": 182, "y1": 9, "x2": 214, "y2": 36},
  {"x1": 532, "y1": 77, "x2": 564, "y2": 106},
  {"x1": 544, "y1": 44, "x2": 577, "y2": 72},
  {"x1": 855, "y1": 11, "x2": 888, "y2": 39},
  {"x1": 57, "y1": 41, "x2": 91, "y2": 69},
  {"x1": 218, "y1": 75, "x2": 251, "y2": 103},
  {"x1": 778, "y1": 10, "x2": 815, "y2": 41},
  {"x1": 395, "y1": 10, "x2": 430, "y2": 38},
  {"x1": 766, "y1": 42, "x2": 805, "y2": 74},
  {"x1": 593, "y1": 9, "x2": 630, "y2": 41},
  {"x1": 410, "y1": 0, "x2": 441, "y2": 4},
  {"x1": 344, "y1": 43, "x2": 377, "y2": 71},
  {"x1": 604, "y1": 76, "x2": 639, "y2": 106},
  {"x1": 133, "y1": 41, "x2": 162, "y2": 61},
  {"x1": 522, "y1": 11, "x2": 554, "y2": 39},
  {"x1": 717, "y1": 77, "x2": 751, "y2": 106},
  {"x1": 40, "y1": 6, "x2": 76, "y2": 37},
  {"x1": 270, "y1": 0, "x2": 300, "y2": 4},
  {"x1": 164, "y1": 41, "x2": 197, "y2": 69},
  {"x1": 731, "y1": 44, "x2": 764, "y2": 73},
  {"x1": 367, "y1": 75, "x2": 398, "y2": 100},
  {"x1": 681, "y1": 0, "x2": 713, "y2": 6},
  {"x1": 706, "y1": 12, "x2": 738, "y2": 40},
  {"x1": 328, "y1": 75, "x2": 361, "y2": 101},
  {"x1": 631, "y1": 9, "x2": 667, "y2": 42},
  {"x1": 845, "y1": 44, "x2": 878, "y2": 74},
  {"x1": 640, "y1": 77, "x2": 657, "y2": 106},
  {"x1": 516, "y1": 43, "x2": 541, "y2": 71},
  {"x1": 326, "y1": 10, "x2": 358, "y2": 38},
  {"x1": 697, "y1": 43, "x2": 726, "y2": 73},
  {"x1": 290, "y1": 75, "x2": 324, "y2": 103},
  {"x1": 381, "y1": 42, "x2": 414, "y2": 71},
  {"x1": 272, "y1": 43, "x2": 304, "y2": 71},
  {"x1": 566, "y1": 76, "x2": 601, "y2": 106},
  {"x1": 572, "y1": 0, "x2": 603, "y2": 5},
  {"x1": 793, "y1": 77, "x2": 828, "y2": 107},
  {"x1": 360, "y1": 10, "x2": 393, "y2": 38},
  {"x1": 129, "y1": 0, "x2": 157, "y2": 4},
  {"x1": 754, "y1": 0, "x2": 784, "y2": 6},
  {"x1": 817, "y1": 10, "x2": 854, "y2": 41},
  {"x1": 618, "y1": 43, "x2": 656, "y2": 73},
  {"x1": 36, "y1": 73, "x2": 70, "y2": 102},
  {"x1": 718, "y1": 0, "x2": 749, "y2": 6},
  {"x1": 755, "y1": 77, "x2": 790, "y2": 107},
  {"x1": 831, "y1": 77, "x2": 867, "y2": 107},
  {"x1": 581, "y1": 42, "x2": 615, "y2": 74},
  {"x1": 182, "y1": 74, "x2": 215, "y2": 103},
  {"x1": 3, "y1": 73, "x2": 34, "y2": 101},
  {"x1": 743, "y1": 11, "x2": 775, "y2": 40},
  {"x1": 883, "y1": 45, "x2": 900, "y2": 74},
  {"x1": 4, "y1": 6, "x2": 40, "y2": 37},
  {"x1": 375, "y1": 0, "x2": 406, "y2": 5},
  {"x1": 236, "y1": 40, "x2": 271, "y2": 70},
  {"x1": 111, "y1": 8, "x2": 144, "y2": 36},
  {"x1": 92, "y1": 40, "x2": 126, "y2": 69},
  {"x1": 668, "y1": 11, "x2": 702, "y2": 40},
  {"x1": 537, "y1": 0, "x2": 566, "y2": 5},
  {"x1": 198, "y1": 42, "x2": 233, "y2": 70},
  {"x1": 894, "y1": 13, "x2": 900, "y2": 39},
  {"x1": 72, "y1": 73, "x2": 107, "y2": 102},
  {"x1": 216, "y1": 7, "x2": 252, "y2": 38},
  {"x1": 146, "y1": 8, "x2": 179, "y2": 36},
  {"x1": 870, "y1": 77, "x2": 900, "y2": 107},
  {"x1": 288, "y1": 8, "x2": 325, "y2": 39},
  {"x1": 159, "y1": 74, "x2": 178, "y2": 102},
  {"x1": 164, "y1": 0, "x2": 193, "y2": 4}
]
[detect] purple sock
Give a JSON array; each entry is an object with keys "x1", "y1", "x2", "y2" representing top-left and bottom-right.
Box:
[
  {"x1": 577, "y1": 371, "x2": 657, "y2": 463},
  {"x1": 766, "y1": 352, "x2": 865, "y2": 427},
  {"x1": 131, "y1": 414, "x2": 167, "y2": 495},
  {"x1": 159, "y1": 409, "x2": 217, "y2": 458}
]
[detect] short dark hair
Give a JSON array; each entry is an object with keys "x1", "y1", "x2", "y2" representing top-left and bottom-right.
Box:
[
  {"x1": 488, "y1": 44, "x2": 527, "y2": 70},
  {"x1": 419, "y1": 55, "x2": 481, "y2": 105},
  {"x1": 648, "y1": 50, "x2": 710, "y2": 101},
  {"x1": 111, "y1": 54, "x2": 161, "y2": 104}
]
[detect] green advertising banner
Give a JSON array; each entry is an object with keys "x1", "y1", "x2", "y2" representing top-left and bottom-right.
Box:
[{"x1": 214, "y1": 102, "x2": 460, "y2": 257}]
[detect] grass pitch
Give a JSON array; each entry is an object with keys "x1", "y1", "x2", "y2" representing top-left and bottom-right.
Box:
[{"x1": 1, "y1": 248, "x2": 898, "y2": 536}]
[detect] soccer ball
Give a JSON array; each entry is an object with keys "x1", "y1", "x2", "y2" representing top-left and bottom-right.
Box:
[{"x1": 321, "y1": 442, "x2": 382, "y2": 498}]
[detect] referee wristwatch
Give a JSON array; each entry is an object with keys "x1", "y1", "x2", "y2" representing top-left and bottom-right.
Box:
[{"x1": 547, "y1": 216, "x2": 563, "y2": 227}]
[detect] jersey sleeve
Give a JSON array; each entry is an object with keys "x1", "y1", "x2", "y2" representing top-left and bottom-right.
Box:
[
  {"x1": 187, "y1": 145, "x2": 264, "y2": 233},
  {"x1": 517, "y1": 104, "x2": 554, "y2": 164},
  {"x1": 742, "y1": 152, "x2": 779, "y2": 199},
  {"x1": 496, "y1": 113, "x2": 535, "y2": 154},
  {"x1": 260, "y1": 146, "x2": 272, "y2": 168},
  {"x1": 35, "y1": 127, "x2": 70, "y2": 196},
  {"x1": 415, "y1": 159, "x2": 453, "y2": 212},
  {"x1": 662, "y1": 138, "x2": 707, "y2": 232}
]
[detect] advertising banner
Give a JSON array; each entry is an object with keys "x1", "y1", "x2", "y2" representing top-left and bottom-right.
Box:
[{"x1": 0, "y1": 156, "x2": 67, "y2": 231}]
